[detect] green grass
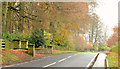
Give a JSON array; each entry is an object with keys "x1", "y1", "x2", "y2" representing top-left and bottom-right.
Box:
[
  {"x1": 52, "y1": 51, "x2": 100, "y2": 55},
  {"x1": 107, "y1": 52, "x2": 118, "y2": 67},
  {"x1": 52, "y1": 51, "x2": 65, "y2": 55},
  {"x1": 2, "y1": 51, "x2": 21, "y2": 64},
  {"x1": 111, "y1": 46, "x2": 118, "y2": 54},
  {"x1": 52, "y1": 51, "x2": 77, "y2": 55},
  {"x1": 107, "y1": 44, "x2": 120, "y2": 67}
]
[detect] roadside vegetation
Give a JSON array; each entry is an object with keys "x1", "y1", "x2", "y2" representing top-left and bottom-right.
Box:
[
  {"x1": 2, "y1": 2, "x2": 108, "y2": 52},
  {"x1": 2, "y1": 49, "x2": 75, "y2": 66},
  {"x1": 106, "y1": 26, "x2": 120, "y2": 67},
  {"x1": 52, "y1": 50, "x2": 76, "y2": 55},
  {"x1": 1, "y1": 2, "x2": 117, "y2": 66},
  {"x1": 107, "y1": 52, "x2": 118, "y2": 67}
]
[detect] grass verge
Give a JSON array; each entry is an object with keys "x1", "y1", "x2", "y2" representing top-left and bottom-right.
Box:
[
  {"x1": 52, "y1": 50, "x2": 77, "y2": 55},
  {"x1": 107, "y1": 52, "x2": 118, "y2": 67}
]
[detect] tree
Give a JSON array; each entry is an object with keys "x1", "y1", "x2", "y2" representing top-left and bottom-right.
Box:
[
  {"x1": 106, "y1": 26, "x2": 118, "y2": 47},
  {"x1": 98, "y1": 43, "x2": 108, "y2": 51},
  {"x1": 30, "y1": 28, "x2": 45, "y2": 48},
  {"x1": 2, "y1": 2, "x2": 94, "y2": 50}
]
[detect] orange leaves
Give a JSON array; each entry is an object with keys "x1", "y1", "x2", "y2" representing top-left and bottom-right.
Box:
[
  {"x1": 80, "y1": 34, "x2": 84, "y2": 39},
  {"x1": 35, "y1": 54, "x2": 48, "y2": 57},
  {"x1": 107, "y1": 26, "x2": 118, "y2": 47},
  {"x1": 52, "y1": 50, "x2": 61, "y2": 52},
  {"x1": 113, "y1": 26, "x2": 118, "y2": 32},
  {"x1": 6, "y1": 49, "x2": 31, "y2": 59},
  {"x1": 4, "y1": 49, "x2": 49, "y2": 59},
  {"x1": 105, "y1": 52, "x2": 110, "y2": 55}
]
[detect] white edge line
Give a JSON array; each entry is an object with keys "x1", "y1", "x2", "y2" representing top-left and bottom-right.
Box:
[
  {"x1": 107, "y1": 59, "x2": 109, "y2": 69},
  {"x1": 43, "y1": 62, "x2": 56, "y2": 68},
  {"x1": 106, "y1": 56, "x2": 109, "y2": 69},
  {"x1": 85, "y1": 53, "x2": 98, "y2": 68}
]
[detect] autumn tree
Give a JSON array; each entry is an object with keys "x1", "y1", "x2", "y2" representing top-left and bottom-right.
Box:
[
  {"x1": 2, "y1": 2, "x2": 94, "y2": 50},
  {"x1": 107, "y1": 26, "x2": 118, "y2": 47}
]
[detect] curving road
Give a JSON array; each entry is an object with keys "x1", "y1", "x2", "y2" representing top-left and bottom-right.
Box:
[{"x1": 2, "y1": 52, "x2": 98, "y2": 69}]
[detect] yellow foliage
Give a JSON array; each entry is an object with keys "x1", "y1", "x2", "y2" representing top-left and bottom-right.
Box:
[
  {"x1": 80, "y1": 34, "x2": 83, "y2": 38},
  {"x1": 88, "y1": 42, "x2": 93, "y2": 47}
]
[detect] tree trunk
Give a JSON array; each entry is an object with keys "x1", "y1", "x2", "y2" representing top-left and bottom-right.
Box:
[
  {"x1": 18, "y1": 3, "x2": 24, "y2": 33},
  {"x1": 2, "y1": 2, "x2": 8, "y2": 33}
]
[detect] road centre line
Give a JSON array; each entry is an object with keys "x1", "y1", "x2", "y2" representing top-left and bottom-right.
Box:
[
  {"x1": 43, "y1": 62, "x2": 57, "y2": 68},
  {"x1": 43, "y1": 55, "x2": 73, "y2": 68},
  {"x1": 4, "y1": 53, "x2": 77, "y2": 68},
  {"x1": 67, "y1": 56, "x2": 72, "y2": 58},
  {"x1": 74, "y1": 54, "x2": 78, "y2": 56},
  {"x1": 58, "y1": 58, "x2": 67, "y2": 62},
  {"x1": 43, "y1": 53, "x2": 87, "y2": 68}
]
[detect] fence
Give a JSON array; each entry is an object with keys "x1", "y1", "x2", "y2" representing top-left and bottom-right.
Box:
[
  {"x1": 1, "y1": 39, "x2": 53, "y2": 57},
  {"x1": 0, "y1": 39, "x2": 5, "y2": 49},
  {"x1": 0, "y1": 39, "x2": 28, "y2": 50},
  {"x1": 35, "y1": 48, "x2": 52, "y2": 54}
]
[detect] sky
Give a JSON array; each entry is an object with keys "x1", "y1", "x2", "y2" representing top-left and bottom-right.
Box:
[{"x1": 95, "y1": 0, "x2": 119, "y2": 38}]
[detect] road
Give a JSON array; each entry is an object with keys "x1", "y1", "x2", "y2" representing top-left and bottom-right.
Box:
[{"x1": 2, "y1": 52, "x2": 98, "y2": 69}]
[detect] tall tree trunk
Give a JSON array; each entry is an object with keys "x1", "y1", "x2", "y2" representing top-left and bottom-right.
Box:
[
  {"x1": 2, "y1": 2, "x2": 8, "y2": 33},
  {"x1": 9, "y1": 3, "x2": 14, "y2": 34},
  {"x1": 0, "y1": 2, "x2": 2, "y2": 39},
  {"x1": 18, "y1": 3, "x2": 24, "y2": 33},
  {"x1": 6, "y1": 2, "x2": 12, "y2": 33}
]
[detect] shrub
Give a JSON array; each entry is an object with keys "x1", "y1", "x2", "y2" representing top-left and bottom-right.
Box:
[
  {"x1": 30, "y1": 28, "x2": 45, "y2": 48},
  {"x1": 3, "y1": 32, "x2": 30, "y2": 41},
  {"x1": 44, "y1": 31, "x2": 52, "y2": 47},
  {"x1": 53, "y1": 33, "x2": 66, "y2": 46},
  {"x1": 110, "y1": 41, "x2": 120, "y2": 54},
  {"x1": 52, "y1": 41, "x2": 75, "y2": 51}
]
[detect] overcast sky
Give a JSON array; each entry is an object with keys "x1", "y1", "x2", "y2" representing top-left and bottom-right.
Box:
[{"x1": 95, "y1": 0, "x2": 119, "y2": 38}]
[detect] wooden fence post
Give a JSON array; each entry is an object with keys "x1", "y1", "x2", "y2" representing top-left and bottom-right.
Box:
[
  {"x1": 28, "y1": 44, "x2": 35, "y2": 57},
  {"x1": 47, "y1": 46, "x2": 53, "y2": 54}
]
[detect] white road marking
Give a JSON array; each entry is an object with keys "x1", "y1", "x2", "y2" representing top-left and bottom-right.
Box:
[
  {"x1": 77, "y1": 53, "x2": 80, "y2": 55},
  {"x1": 3, "y1": 55, "x2": 51, "y2": 68},
  {"x1": 67, "y1": 56, "x2": 72, "y2": 58},
  {"x1": 43, "y1": 62, "x2": 57, "y2": 68},
  {"x1": 74, "y1": 54, "x2": 78, "y2": 56},
  {"x1": 58, "y1": 58, "x2": 67, "y2": 62},
  {"x1": 4, "y1": 53, "x2": 80, "y2": 68},
  {"x1": 43, "y1": 54, "x2": 75, "y2": 68}
]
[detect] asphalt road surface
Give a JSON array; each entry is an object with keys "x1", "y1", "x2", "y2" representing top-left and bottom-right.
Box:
[{"x1": 2, "y1": 52, "x2": 98, "y2": 69}]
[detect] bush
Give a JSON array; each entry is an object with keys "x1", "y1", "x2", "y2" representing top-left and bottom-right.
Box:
[
  {"x1": 3, "y1": 32, "x2": 30, "y2": 41},
  {"x1": 44, "y1": 31, "x2": 52, "y2": 47},
  {"x1": 53, "y1": 33, "x2": 66, "y2": 46},
  {"x1": 30, "y1": 28, "x2": 45, "y2": 48},
  {"x1": 52, "y1": 41, "x2": 75, "y2": 51},
  {"x1": 98, "y1": 43, "x2": 108, "y2": 51},
  {"x1": 110, "y1": 41, "x2": 120, "y2": 54}
]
